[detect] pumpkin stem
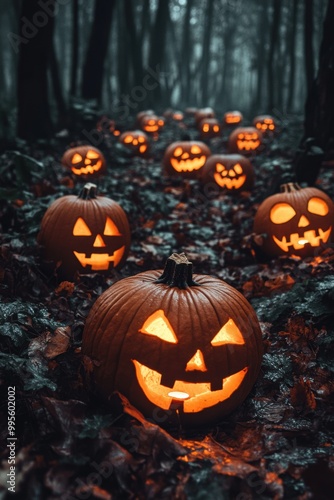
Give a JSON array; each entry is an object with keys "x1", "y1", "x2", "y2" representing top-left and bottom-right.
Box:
[
  {"x1": 280, "y1": 182, "x2": 301, "y2": 193},
  {"x1": 78, "y1": 183, "x2": 98, "y2": 200},
  {"x1": 155, "y1": 253, "x2": 200, "y2": 289}
]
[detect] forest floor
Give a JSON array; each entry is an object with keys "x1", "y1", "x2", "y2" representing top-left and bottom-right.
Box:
[{"x1": 0, "y1": 115, "x2": 334, "y2": 499}]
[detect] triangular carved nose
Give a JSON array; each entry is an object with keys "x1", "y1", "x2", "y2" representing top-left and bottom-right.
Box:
[
  {"x1": 298, "y1": 215, "x2": 310, "y2": 227},
  {"x1": 185, "y1": 349, "x2": 207, "y2": 372},
  {"x1": 93, "y1": 234, "x2": 106, "y2": 247}
]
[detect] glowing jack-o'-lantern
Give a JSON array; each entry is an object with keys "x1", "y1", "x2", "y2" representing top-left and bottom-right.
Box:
[
  {"x1": 61, "y1": 146, "x2": 106, "y2": 178},
  {"x1": 223, "y1": 111, "x2": 243, "y2": 126},
  {"x1": 198, "y1": 118, "x2": 221, "y2": 140},
  {"x1": 253, "y1": 115, "x2": 277, "y2": 134},
  {"x1": 163, "y1": 141, "x2": 211, "y2": 179},
  {"x1": 228, "y1": 127, "x2": 263, "y2": 155},
  {"x1": 119, "y1": 130, "x2": 149, "y2": 156},
  {"x1": 38, "y1": 183, "x2": 130, "y2": 278},
  {"x1": 82, "y1": 253, "x2": 263, "y2": 426},
  {"x1": 140, "y1": 114, "x2": 165, "y2": 133},
  {"x1": 253, "y1": 183, "x2": 334, "y2": 258},
  {"x1": 201, "y1": 154, "x2": 254, "y2": 192}
]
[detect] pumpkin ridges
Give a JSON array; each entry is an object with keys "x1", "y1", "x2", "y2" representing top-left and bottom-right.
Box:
[{"x1": 82, "y1": 268, "x2": 262, "y2": 425}]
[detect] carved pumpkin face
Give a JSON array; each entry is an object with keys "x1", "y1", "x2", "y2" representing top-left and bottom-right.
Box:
[
  {"x1": 38, "y1": 184, "x2": 130, "y2": 278},
  {"x1": 140, "y1": 115, "x2": 165, "y2": 133},
  {"x1": 201, "y1": 154, "x2": 254, "y2": 192},
  {"x1": 163, "y1": 141, "x2": 211, "y2": 179},
  {"x1": 253, "y1": 115, "x2": 276, "y2": 134},
  {"x1": 119, "y1": 130, "x2": 149, "y2": 156},
  {"x1": 82, "y1": 253, "x2": 263, "y2": 426},
  {"x1": 61, "y1": 146, "x2": 106, "y2": 178},
  {"x1": 223, "y1": 111, "x2": 243, "y2": 126},
  {"x1": 199, "y1": 118, "x2": 221, "y2": 139},
  {"x1": 228, "y1": 127, "x2": 263, "y2": 155},
  {"x1": 253, "y1": 183, "x2": 334, "y2": 258}
]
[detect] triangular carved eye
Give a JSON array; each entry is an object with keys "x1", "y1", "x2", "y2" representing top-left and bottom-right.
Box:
[
  {"x1": 104, "y1": 217, "x2": 121, "y2": 236},
  {"x1": 86, "y1": 150, "x2": 100, "y2": 159},
  {"x1": 140, "y1": 310, "x2": 178, "y2": 343},
  {"x1": 72, "y1": 153, "x2": 82, "y2": 164},
  {"x1": 73, "y1": 217, "x2": 92, "y2": 236},
  {"x1": 211, "y1": 318, "x2": 245, "y2": 346}
]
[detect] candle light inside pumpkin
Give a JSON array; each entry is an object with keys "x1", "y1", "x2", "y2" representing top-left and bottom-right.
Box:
[{"x1": 168, "y1": 391, "x2": 190, "y2": 400}]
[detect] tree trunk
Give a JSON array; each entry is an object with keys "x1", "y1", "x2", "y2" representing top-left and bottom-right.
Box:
[
  {"x1": 181, "y1": 0, "x2": 194, "y2": 106},
  {"x1": 304, "y1": 0, "x2": 315, "y2": 95},
  {"x1": 148, "y1": 0, "x2": 170, "y2": 106},
  {"x1": 295, "y1": 0, "x2": 334, "y2": 184},
  {"x1": 17, "y1": 0, "x2": 54, "y2": 140},
  {"x1": 124, "y1": 0, "x2": 144, "y2": 87},
  {"x1": 81, "y1": 0, "x2": 115, "y2": 102},
  {"x1": 287, "y1": 0, "x2": 299, "y2": 111},
  {"x1": 254, "y1": 3, "x2": 269, "y2": 112},
  {"x1": 201, "y1": 0, "x2": 214, "y2": 105},
  {"x1": 50, "y1": 42, "x2": 67, "y2": 127},
  {"x1": 70, "y1": 0, "x2": 79, "y2": 97},
  {"x1": 267, "y1": 0, "x2": 282, "y2": 111}
]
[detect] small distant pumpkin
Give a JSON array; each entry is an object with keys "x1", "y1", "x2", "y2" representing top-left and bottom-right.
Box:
[
  {"x1": 61, "y1": 146, "x2": 106, "y2": 179},
  {"x1": 253, "y1": 115, "x2": 277, "y2": 134},
  {"x1": 198, "y1": 118, "x2": 221, "y2": 140},
  {"x1": 194, "y1": 107, "x2": 215, "y2": 125},
  {"x1": 201, "y1": 154, "x2": 254, "y2": 192},
  {"x1": 163, "y1": 109, "x2": 184, "y2": 122},
  {"x1": 163, "y1": 141, "x2": 211, "y2": 179},
  {"x1": 140, "y1": 114, "x2": 165, "y2": 133},
  {"x1": 82, "y1": 253, "x2": 263, "y2": 427},
  {"x1": 38, "y1": 183, "x2": 130, "y2": 278},
  {"x1": 223, "y1": 110, "x2": 243, "y2": 126},
  {"x1": 228, "y1": 127, "x2": 263, "y2": 155},
  {"x1": 119, "y1": 130, "x2": 149, "y2": 156},
  {"x1": 253, "y1": 183, "x2": 334, "y2": 258}
]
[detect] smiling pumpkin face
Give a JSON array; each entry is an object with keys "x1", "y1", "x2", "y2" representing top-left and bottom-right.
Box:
[
  {"x1": 140, "y1": 115, "x2": 165, "y2": 133},
  {"x1": 119, "y1": 130, "x2": 149, "y2": 156},
  {"x1": 201, "y1": 154, "x2": 254, "y2": 192},
  {"x1": 82, "y1": 253, "x2": 263, "y2": 426},
  {"x1": 38, "y1": 184, "x2": 130, "y2": 279},
  {"x1": 253, "y1": 115, "x2": 277, "y2": 134},
  {"x1": 61, "y1": 146, "x2": 106, "y2": 178},
  {"x1": 228, "y1": 127, "x2": 263, "y2": 154},
  {"x1": 163, "y1": 141, "x2": 211, "y2": 179},
  {"x1": 223, "y1": 110, "x2": 243, "y2": 126},
  {"x1": 253, "y1": 183, "x2": 334, "y2": 258}
]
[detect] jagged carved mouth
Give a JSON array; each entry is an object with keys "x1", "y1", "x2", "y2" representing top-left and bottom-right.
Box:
[
  {"x1": 171, "y1": 156, "x2": 206, "y2": 172},
  {"x1": 71, "y1": 160, "x2": 102, "y2": 175},
  {"x1": 214, "y1": 173, "x2": 246, "y2": 189},
  {"x1": 272, "y1": 227, "x2": 331, "y2": 252},
  {"x1": 73, "y1": 246, "x2": 125, "y2": 270},
  {"x1": 226, "y1": 117, "x2": 241, "y2": 124},
  {"x1": 144, "y1": 125, "x2": 159, "y2": 132},
  {"x1": 236, "y1": 140, "x2": 260, "y2": 151},
  {"x1": 132, "y1": 359, "x2": 248, "y2": 413}
]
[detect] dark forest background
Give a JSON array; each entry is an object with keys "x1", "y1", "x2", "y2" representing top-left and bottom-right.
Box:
[{"x1": 0, "y1": 0, "x2": 330, "y2": 143}]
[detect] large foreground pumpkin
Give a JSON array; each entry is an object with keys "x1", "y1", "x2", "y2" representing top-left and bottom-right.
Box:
[{"x1": 82, "y1": 253, "x2": 263, "y2": 426}]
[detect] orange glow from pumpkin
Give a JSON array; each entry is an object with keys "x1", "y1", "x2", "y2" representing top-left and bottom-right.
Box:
[
  {"x1": 185, "y1": 350, "x2": 207, "y2": 372},
  {"x1": 211, "y1": 319, "x2": 245, "y2": 346},
  {"x1": 132, "y1": 360, "x2": 248, "y2": 412},
  {"x1": 270, "y1": 203, "x2": 296, "y2": 224},
  {"x1": 140, "y1": 310, "x2": 178, "y2": 343}
]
